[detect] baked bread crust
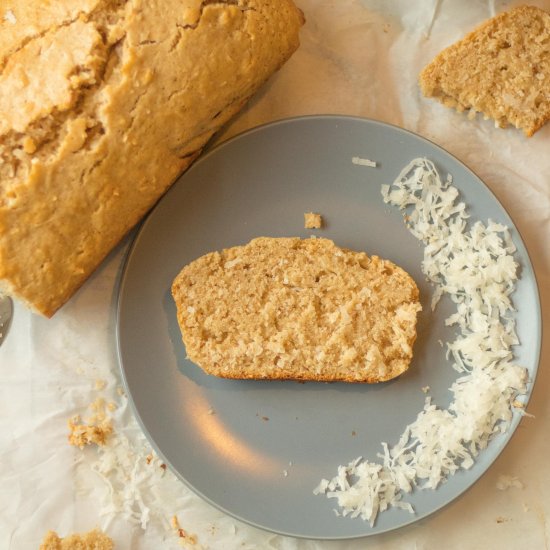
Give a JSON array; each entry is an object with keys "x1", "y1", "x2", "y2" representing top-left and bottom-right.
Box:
[
  {"x1": 0, "y1": 0, "x2": 304, "y2": 316},
  {"x1": 172, "y1": 237, "x2": 421, "y2": 383},
  {"x1": 419, "y1": 5, "x2": 550, "y2": 136}
]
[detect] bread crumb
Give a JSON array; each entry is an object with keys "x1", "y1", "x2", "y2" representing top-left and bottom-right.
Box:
[
  {"x1": 39, "y1": 528, "x2": 113, "y2": 550},
  {"x1": 95, "y1": 379, "x2": 107, "y2": 390},
  {"x1": 68, "y1": 398, "x2": 113, "y2": 448},
  {"x1": 421, "y1": 385, "x2": 430, "y2": 393},
  {"x1": 171, "y1": 515, "x2": 198, "y2": 547},
  {"x1": 304, "y1": 212, "x2": 322, "y2": 229},
  {"x1": 68, "y1": 416, "x2": 113, "y2": 448},
  {"x1": 496, "y1": 516, "x2": 510, "y2": 524}
]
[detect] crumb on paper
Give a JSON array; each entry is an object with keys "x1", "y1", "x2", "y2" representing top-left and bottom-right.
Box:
[
  {"x1": 421, "y1": 385, "x2": 430, "y2": 393},
  {"x1": 283, "y1": 469, "x2": 288, "y2": 477},
  {"x1": 496, "y1": 474, "x2": 524, "y2": 491},
  {"x1": 116, "y1": 386, "x2": 125, "y2": 397},
  {"x1": 171, "y1": 515, "x2": 198, "y2": 547},
  {"x1": 352, "y1": 430, "x2": 357, "y2": 436},
  {"x1": 68, "y1": 398, "x2": 113, "y2": 449},
  {"x1": 304, "y1": 212, "x2": 322, "y2": 229},
  {"x1": 146, "y1": 454, "x2": 154, "y2": 465},
  {"x1": 107, "y1": 402, "x2": 117, "y2": 412},
  {"x1": 207, "y1": 407, "x2": 215, "y2": 415},
  {"x1": 351, "y1": 156, "x2": 377, "y2": 167},
  {"x1": 68, "y1": 415, "x2": 113, "y2": 448},
  {"x1": 496, "y1": 516, "x2": 510, "y2": 524},
  {"x1": 95, "y1": 379, "x2": 107, "y2": 391},
  {"x1": 39, "y1": 528, "x2": 113, "y2": 550},
  {"x1": 512, "y1": 399, "x2": 524, "y2": 409},
  {"x1": 382, "y1": 22, "x2": 391, "y2": 33},
  {"x1": 522, "y1": 503, "x2": 530, "y2": 513}
]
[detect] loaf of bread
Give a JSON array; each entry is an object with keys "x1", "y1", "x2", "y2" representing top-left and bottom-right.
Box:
[
  {"x1": 0, "y1": 0, "x2": 303, "y2": 316},
  {"x1": 419, "y1": 5, "x2": 550, "y2": 137},
  {"x1": 172, "y1": 237, "x2": 422, "y2": 383}
]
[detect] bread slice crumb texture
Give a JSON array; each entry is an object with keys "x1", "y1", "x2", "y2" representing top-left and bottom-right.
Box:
[
  {"x1": 172, "y1": 237, "x2": 421, "y2": 383},
  {"x1": 419, "y1": 5, "x2": 550, "y2": 136},
  {"x1": 39, "y1": 528, "x2": 113, "y2": 550}
]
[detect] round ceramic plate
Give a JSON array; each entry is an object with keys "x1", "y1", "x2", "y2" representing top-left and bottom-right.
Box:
[{"x1": 116, "y1": 116, "x2": 541, "y2": 539}]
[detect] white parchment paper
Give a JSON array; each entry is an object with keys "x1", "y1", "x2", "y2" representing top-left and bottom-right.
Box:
[{"x1": 1, "y1": 1, "x2": 549, "y2": 548}]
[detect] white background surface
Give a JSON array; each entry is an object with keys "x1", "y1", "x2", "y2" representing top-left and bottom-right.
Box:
[{"x1": 1, "y1": 1, "x2": 549, "y2": 548}]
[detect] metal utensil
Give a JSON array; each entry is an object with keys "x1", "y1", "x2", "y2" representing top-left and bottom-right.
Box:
[{"x1": 0, "y1": 295, "x2": 13, "y2": 346}]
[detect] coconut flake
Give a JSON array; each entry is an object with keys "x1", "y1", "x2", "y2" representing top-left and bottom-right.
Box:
[
  {"x1": 352, "y1": 156, "x2": 377, "y2": 167},
  {"x1": 315, "y1": 157, "x2": 528, "y2": 524}
]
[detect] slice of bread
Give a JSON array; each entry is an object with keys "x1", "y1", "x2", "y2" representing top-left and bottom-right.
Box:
[
  {"x1": 172, "y1": 237, "x2": 421, "y2": 383},
  {"x1": 419, "y1": 5, "x2": 550, "y2": 136}
]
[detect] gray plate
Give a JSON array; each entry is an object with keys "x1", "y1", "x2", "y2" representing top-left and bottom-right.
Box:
[{"x1": 116, "y1": 116, "x2": 541, "y2": 539}]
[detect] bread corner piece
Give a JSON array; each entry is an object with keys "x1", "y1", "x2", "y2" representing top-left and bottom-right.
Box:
[
  {"x1": 40, "y1": 529, "x2": 113, "y2": 550},
  {"x1": 172, "y1": 237, "x2": 422, "y2": 383},
  {"x1": 0, "y1": 0, "x2": 304, "y2": 317},
  {"x1": 419, "y1": 5, "x2": 550, "y2": 137}
]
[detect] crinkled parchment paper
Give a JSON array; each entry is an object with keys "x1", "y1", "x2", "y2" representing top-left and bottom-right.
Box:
[{"x1": 1, "y1": 1, "x2": 549, "y2": 548}]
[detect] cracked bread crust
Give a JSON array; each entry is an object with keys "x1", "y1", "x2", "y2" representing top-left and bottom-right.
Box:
[
  {"x1": 419, "y1": 5, "x2": 550, "y2": 137},
  {"x1": 0, "y1": 0, "x2": 304, "y2": 316},
  {"x1": 172, "y1": 237, "x2": 422, "y2": 383}
]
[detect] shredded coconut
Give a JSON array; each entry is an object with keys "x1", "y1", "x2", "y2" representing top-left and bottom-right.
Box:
[
  {"x1": 352, "y1": 156, "x2": 377, "y2": 167},
  {"x1": 4, "y1": 10, "x2": 16, "y2": 24},
  {"x1": 315, "y1": 157, "x2": 528, "y2": 525}
]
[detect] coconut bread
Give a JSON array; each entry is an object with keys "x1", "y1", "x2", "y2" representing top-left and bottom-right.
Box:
[
  {"x1": 0, "y1": 0, "x2": 304, "y2": 316},
  {"x1": 419, "y1": 5, "x2": 550, "y2": 136},
  {"x1": 172, "y1": 237, "x2": 422, "y2": 383},
  {"x1": 39, "y1": 529, "x2": 113, "y2": 550}
]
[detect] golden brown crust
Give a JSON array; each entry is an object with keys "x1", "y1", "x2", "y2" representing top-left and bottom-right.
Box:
[
  {"x1": 172, "y1": 237, "x2": 421, "y2": 383},
  {"x1": 0, "y1": 0, "x2": 303, "y2": 316},
  {"x1": 419, "y1": 5, "x2": 550, "y2": 137}
]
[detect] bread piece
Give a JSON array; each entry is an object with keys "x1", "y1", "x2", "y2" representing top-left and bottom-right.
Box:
[
  {"x1": 172, "y1": 237, "x2": 421, "y2": 383},
  {"x1": 304, "y1": 212, "x2": 323, "y2": 229},
  {"x1": 39, "y1": 529, "x2": 113, "y2": 550},
  {"x1": 0, "y1": 0, "x2": 304, "y2": 317},
  {"x1": 419, "y1": 5, "x2": 550, "y2": 136}
]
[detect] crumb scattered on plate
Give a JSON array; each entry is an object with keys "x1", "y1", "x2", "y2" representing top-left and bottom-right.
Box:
[{"x1": 304, "y1": 212, "x2": 322, "y2": 229}]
